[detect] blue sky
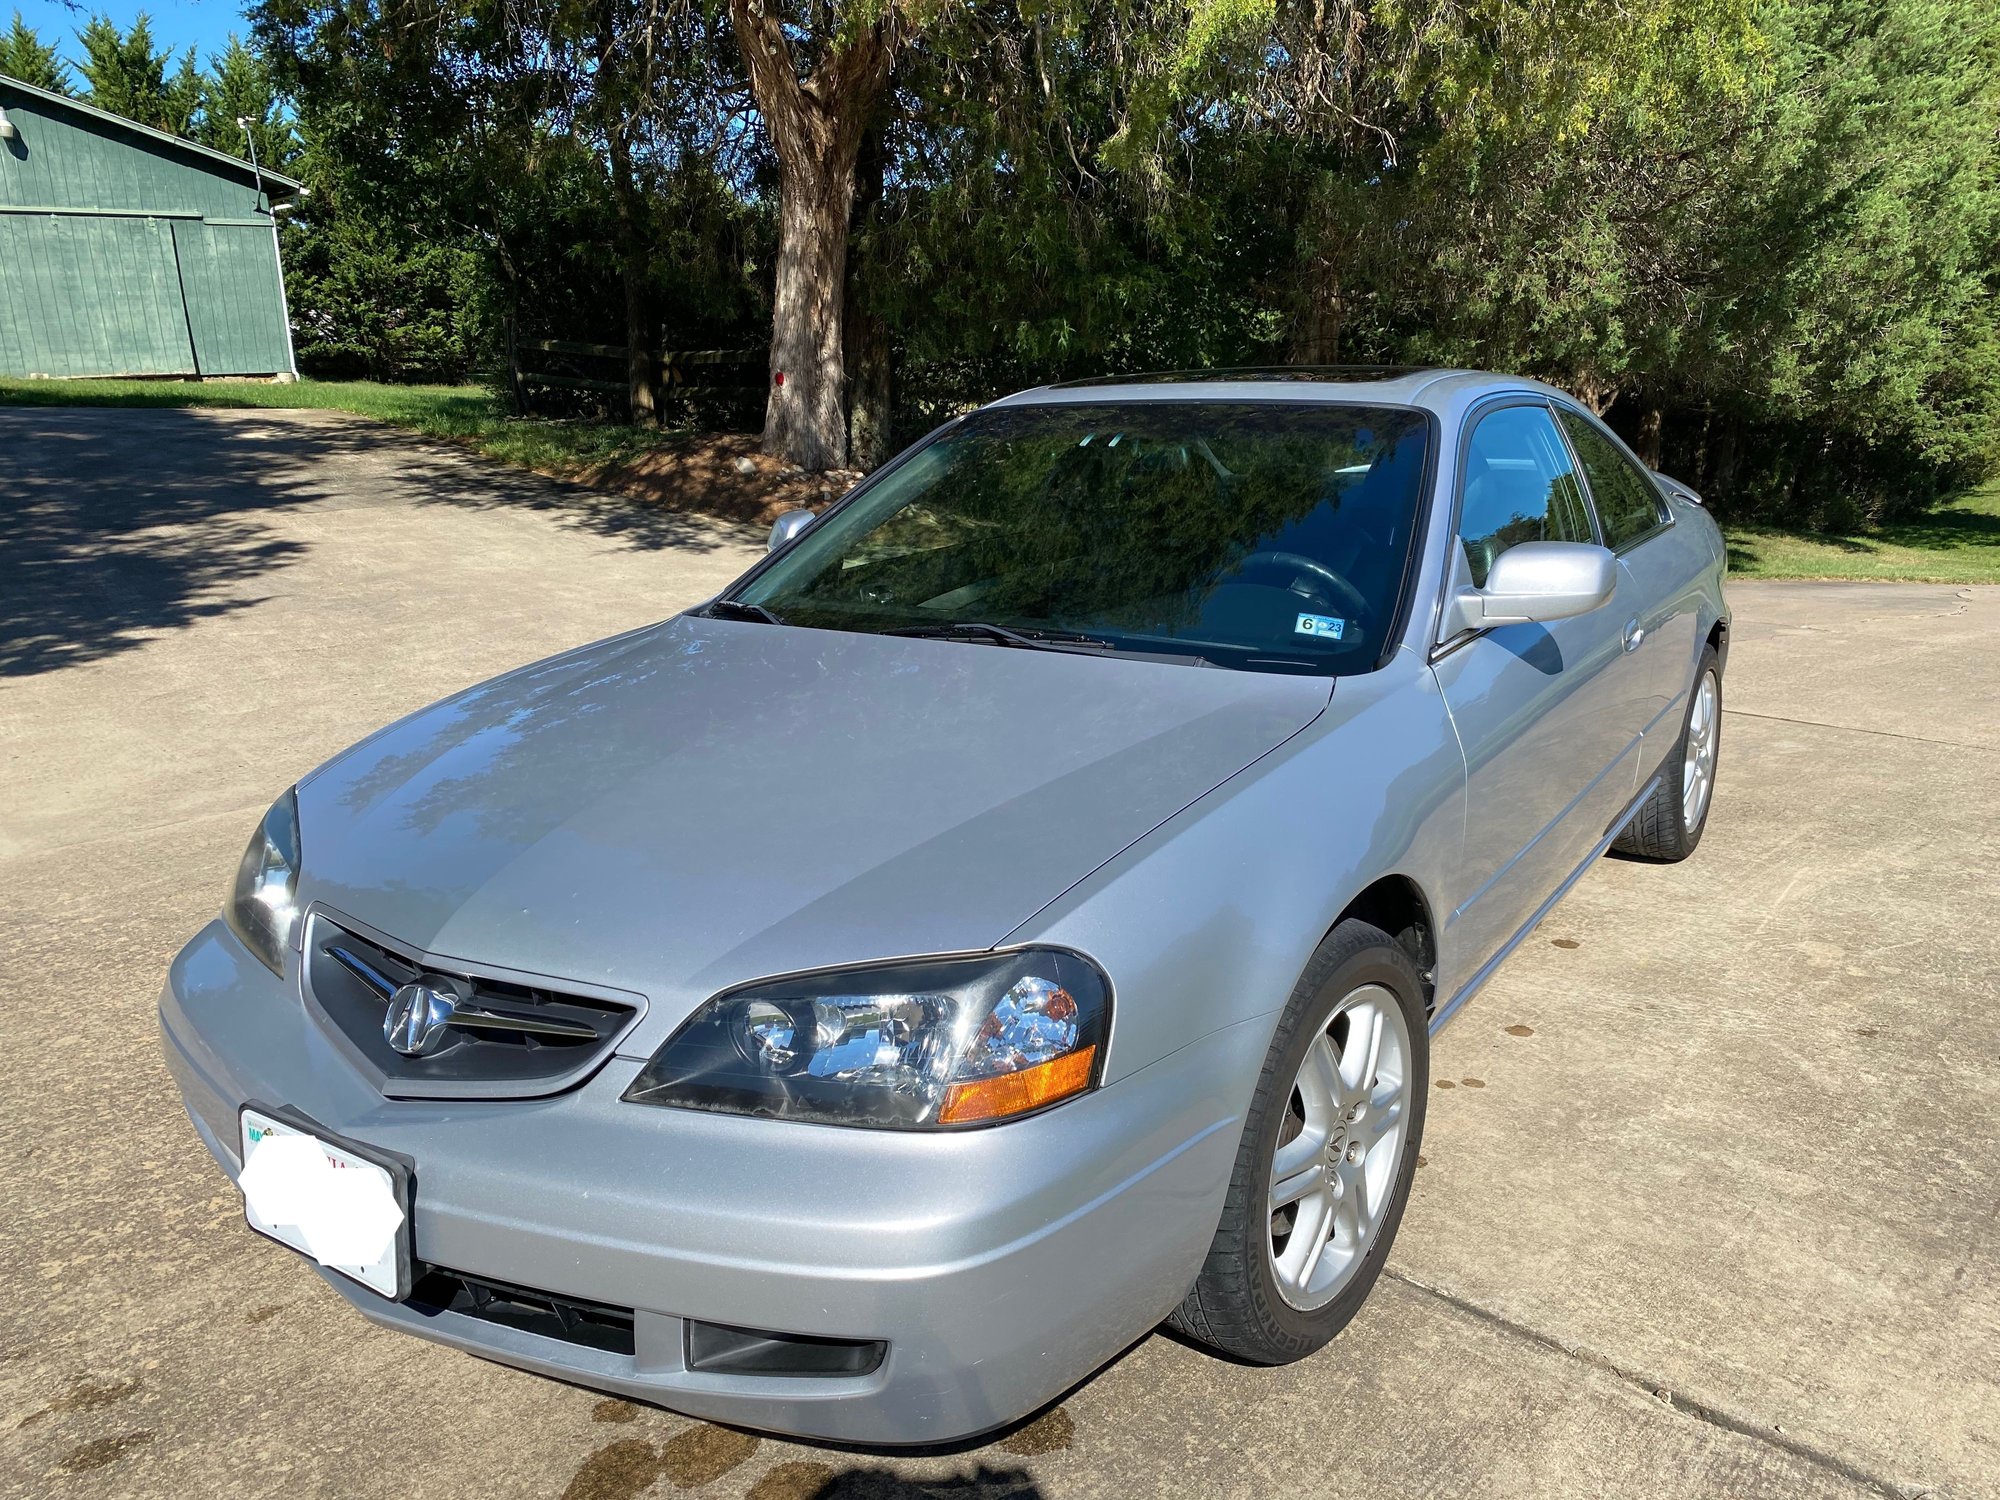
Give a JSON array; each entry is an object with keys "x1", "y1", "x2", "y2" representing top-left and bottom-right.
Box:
[{"x1": 14, "y1": 0, "x2": 255, "y2": 78}]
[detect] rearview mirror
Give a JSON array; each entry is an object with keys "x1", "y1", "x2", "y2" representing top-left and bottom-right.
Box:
[
  {"x1": 1449, "y1": 541, "x2": 1615, "y2": 634},
  {"x1": 767, "y1": 509, "x2": 816, "y2": 554}
]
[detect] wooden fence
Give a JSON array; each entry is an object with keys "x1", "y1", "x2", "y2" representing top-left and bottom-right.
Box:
[{"x1": 508, "y1": 337, "x2": 765, "y2": 413}]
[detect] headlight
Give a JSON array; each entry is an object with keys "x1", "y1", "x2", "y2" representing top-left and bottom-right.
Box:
[
  {"x1": 622, "y1": 949, "x2": 1110, "y2": 1129},
  {"x1": 226, "y1": 790, "x2": 301, "y2": 976}
]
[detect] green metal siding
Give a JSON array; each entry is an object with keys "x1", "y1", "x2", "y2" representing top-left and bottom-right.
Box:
[
  {"x1": 0, "y1": 213, "x2": 196, "y2": 376},
  {"x1": 0, "y1": 77, "x2": 294, "y2": 377},
  {"x1": 171, "y1": 221, "x2": 291, "y2": 375},
  {"x1": 0, "y1": 88, "x2": 272, "y2": 217}
]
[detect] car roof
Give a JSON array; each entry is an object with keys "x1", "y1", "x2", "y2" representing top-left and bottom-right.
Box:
[{"x1": 989, "y1": 366, "x2": 1572, "y2": 414}]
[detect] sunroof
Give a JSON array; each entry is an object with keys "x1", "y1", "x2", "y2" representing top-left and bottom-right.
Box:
[{"x1": 1051, "y1": 366, "x2": 1429, "y2": 388}]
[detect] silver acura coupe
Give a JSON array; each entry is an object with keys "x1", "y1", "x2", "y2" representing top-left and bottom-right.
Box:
[{"x1": 161, "y1": 367, "x2": 1728, "y2": 1445}]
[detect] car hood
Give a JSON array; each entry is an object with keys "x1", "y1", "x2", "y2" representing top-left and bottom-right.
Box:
[{"x1": 295, "y1": 616, "x2": 1331, "y2": 1055}]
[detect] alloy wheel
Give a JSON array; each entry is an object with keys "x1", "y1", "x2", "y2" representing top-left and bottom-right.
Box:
[
  {"x1": 1267, "y1": 983, "x2": 1414, "y2": 1311},
  {"x1": 1683, "y1": 669, "x2": 1719, "y2": 832}
]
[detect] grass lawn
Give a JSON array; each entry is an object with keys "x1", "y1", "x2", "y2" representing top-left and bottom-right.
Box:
[
  {"x1": 4, "y1": 376, "x2": 1997, "y2": 581},
  {"x1": 1722, "y1": 479, "x2": 2000, "y2": 583}
]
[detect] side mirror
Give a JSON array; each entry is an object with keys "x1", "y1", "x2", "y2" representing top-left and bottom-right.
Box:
[
  {"x1": 1449, "y1": 541, "x2": 1615, "y2": 634},
  {"x1": 767, "y1": 509, "x2": 816, "y2": 554}
]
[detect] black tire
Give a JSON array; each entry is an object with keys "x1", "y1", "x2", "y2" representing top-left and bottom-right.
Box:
[
  {"x1": 1614, "y1": 642, "x2": 1722, "y2": 862},
  {"x1": 1168, "y1": 920, "x2": 1429, "y2": 1364}
]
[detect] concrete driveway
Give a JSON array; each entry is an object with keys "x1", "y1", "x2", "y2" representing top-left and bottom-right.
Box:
[{"x1": 2, "y1": 407, "x2": 1995, "y2": 1500}]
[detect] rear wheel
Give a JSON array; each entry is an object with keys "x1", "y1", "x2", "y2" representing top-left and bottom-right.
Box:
[
  {"x1": 1615, "y1": 642, "x2": 1722, "y2": 862},
  {"x1": 1169, "y1": 920, "x2": 1428, "y2": 1363}
]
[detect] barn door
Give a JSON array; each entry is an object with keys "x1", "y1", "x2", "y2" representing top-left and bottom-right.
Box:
[
  {"x1": 0, "y1": 213, "x2": 196, "y2": 377},
  {"x1": 171, "y1": 219, "x2": 291, "y2": 376}
]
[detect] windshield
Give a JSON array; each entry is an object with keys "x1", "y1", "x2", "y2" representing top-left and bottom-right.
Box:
[{"x1": 735, "y1": 401, "x2": 1433, "y2": 674}]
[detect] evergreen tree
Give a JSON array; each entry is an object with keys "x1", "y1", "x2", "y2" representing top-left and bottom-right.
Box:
[
  {"x1": 75, "y1": 13, "x2": 182, "y2": 131},
  {"x1": 161, "y1": 44, "x2": 202, "y2": 134},
  {"x1": 1, "y1": 11, "x2": 68, "y2": 91},
  {"x1": 198, "y1": 36, "x2": 298, "y2": 170}
]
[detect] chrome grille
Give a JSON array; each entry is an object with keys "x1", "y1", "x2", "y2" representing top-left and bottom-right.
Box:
[{"x1": 302, "y1": 912, "x2": 641, "y2": 1099}]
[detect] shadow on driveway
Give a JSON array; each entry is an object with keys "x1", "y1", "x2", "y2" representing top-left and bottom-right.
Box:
[{"x1": 0, "y1": 405, "x2": 746, "y2": 679}]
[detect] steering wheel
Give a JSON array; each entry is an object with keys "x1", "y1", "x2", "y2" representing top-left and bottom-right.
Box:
[{"x1": 1235, "y1": 550, "x2": 1370, "y2": 622}]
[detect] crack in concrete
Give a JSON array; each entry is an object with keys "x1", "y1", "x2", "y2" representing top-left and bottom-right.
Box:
[
  {"x1": 1724, "y1": 707, "x2": 1997, "y2": 755},
  {"x1": 1382, "y1": 1268, "x2": 1926, "y2": 1498}
]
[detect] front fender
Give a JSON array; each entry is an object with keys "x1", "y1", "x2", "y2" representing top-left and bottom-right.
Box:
[{"x1": 1006, "y1": 650, "x2": 1466, "y2": 1087}]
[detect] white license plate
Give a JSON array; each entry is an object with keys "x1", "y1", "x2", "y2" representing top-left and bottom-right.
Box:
[{"x1": 238, "y1": 1106, "x2": 411, "y2": 1299}]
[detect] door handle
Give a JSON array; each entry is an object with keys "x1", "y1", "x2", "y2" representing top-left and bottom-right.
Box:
[{"x1": 1622, "y1": 619, "x2": 1646, "y2": 652}]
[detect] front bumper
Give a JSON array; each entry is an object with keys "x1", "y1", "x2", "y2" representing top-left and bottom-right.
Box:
[{"x1": 159, "y1": 920, "x2": 1259, "y2": 1444}]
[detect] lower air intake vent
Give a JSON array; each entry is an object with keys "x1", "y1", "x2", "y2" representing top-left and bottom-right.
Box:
[
  {"x1": 408, "y1": 1269, "x2": 636, "y2": 1357},
  {"x1": 685, "y1": 1319, "x2": 886, "y2": 1377}
]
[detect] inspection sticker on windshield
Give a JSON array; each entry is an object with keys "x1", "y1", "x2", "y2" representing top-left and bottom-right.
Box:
[{"x1": 1295, "y1": 613, "x2": 1347, "y2": 640}]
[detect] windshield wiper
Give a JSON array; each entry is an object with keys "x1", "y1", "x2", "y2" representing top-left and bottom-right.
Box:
[
  {"x1": 884, "y1": 620, "x2": 1105, "y2": 650},
  {"x1": 703, "y1": 598, "x2": 787, "y2": 626},
  {"x1": 885, "y1": 621, "x2": 1217, "y2": 666}
]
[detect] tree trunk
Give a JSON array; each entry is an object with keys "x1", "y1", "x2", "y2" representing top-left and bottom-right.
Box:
[
  {"x1": 1704, "y1": 414, "x2": 1740, "y2": 509},
  {"x1": 1290, "y1": 254, "x2": 1344, "y2": 365},
  {"x1": 492, "y1": 229, "x2": 528, "y2": 415},
  {"x1": 1636, "y1": 405, "x2": 1664, "y2": 469},
  {"x1": 504, "y1": 304, "x2": 528, "y2": 416},
  {"x1": 847, "y1": 304, "x2": 893, "y2": 470},
  {"x1": 607, "y1": 129, "x2": 656, "y2": 427},
  {"x1": 728, "y1": 0, "x2": 895, "y2": 472},
  {"x1": 845, "y1": 119, "x2": 892, "y2": 470},
  {"x1": 767, "y1": 158, "x2": 857, "y2": 469},
  {"x1": 1573, "y1": 376, "x2": 1617, "y2": 415}
]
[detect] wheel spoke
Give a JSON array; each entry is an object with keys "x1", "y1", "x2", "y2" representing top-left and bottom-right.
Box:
[
  {"x1": 1274, "y1": 1190, "x2": 1331, "y2": 1291},
  {"x1": 1340, "y1": 1003, "x2": 1385, "y2": 1111},
  {"x1": 1332, "y1": 1172, "x2": 1367, "y2": 1249},
  {"x1": 1270, "y1": 1157, "x2": 1324, "y2": 1211},
  {"x1": 1295, "y1": 1203, "x2": 1333, "y2": 1289},
  {"x1": 1367, "y1": 1084, "x2": 1405, "y2": 1142},
  {"x1": 1297, "y1": 1030, "x2": 1344, "y2": 1123},
  {"x1": 1352, "y1": 1161, "x2": 1375, "y2": 1227},
  {"x1": 1273, "y1": 1119, "x2": 1329, "y2": 1181}
]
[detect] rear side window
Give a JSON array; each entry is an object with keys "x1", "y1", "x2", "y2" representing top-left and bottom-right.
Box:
[
  {"x1": 1456, "y1": 404, "x2": 1594, "y2": 587},
  {"x1": 1557, "y1": 410, "x2": 1669, "y2": 549}
]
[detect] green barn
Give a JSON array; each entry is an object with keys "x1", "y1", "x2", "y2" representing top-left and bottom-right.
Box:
[{"x1": 0, "y1": 74, "x2": 301, "y2": 380}]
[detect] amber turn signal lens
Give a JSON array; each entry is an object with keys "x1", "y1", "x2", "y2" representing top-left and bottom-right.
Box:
[{"x1": 937, "y1": 1045, "x2": 1097, "y2": 1125}]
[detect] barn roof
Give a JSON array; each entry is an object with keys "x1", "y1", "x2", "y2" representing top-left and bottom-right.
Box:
[{"x1": 0, "y1": 73, "x2": 304, "y2": 201}]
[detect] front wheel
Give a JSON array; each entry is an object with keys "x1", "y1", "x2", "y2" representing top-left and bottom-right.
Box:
[
  {"x1": 1615, "y1": 642, "x2": 1722, "y2": 862},
  {"x1": 1169, "y1": 920, "x2": 1429, "y2": 1364}
]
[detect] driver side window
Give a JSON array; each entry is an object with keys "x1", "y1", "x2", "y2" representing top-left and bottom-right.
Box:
[{"x1": 1457, "y1": 405, "x2": 1594, "y2": 587}]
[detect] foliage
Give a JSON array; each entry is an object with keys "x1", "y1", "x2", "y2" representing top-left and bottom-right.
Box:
[
  {"x1": 194, "y1": 36, "x2": 299, "y2": 171},
  {"x1": 11, "y1": 0, "x2": 1997, "y2": 518},
  {"x1": 281, "y1": 210, "x2": 489, "y2": 381},
  {"x1": 2, "y1": 11, "x2": 67, "y2": 91},
  {"x1": 250, "y1": 0, "x2": 767, "y2": 393},
  {"x1": 866, "y1": 0, "x2": 2000, "y2": 518},
  {"x1": 74, "y1": 12, "x2": 204, "y2": 134}
]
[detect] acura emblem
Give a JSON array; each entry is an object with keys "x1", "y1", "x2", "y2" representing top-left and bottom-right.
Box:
[{"x1": 383, "y1": 981, "x2": 458, "y2": 1056}]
